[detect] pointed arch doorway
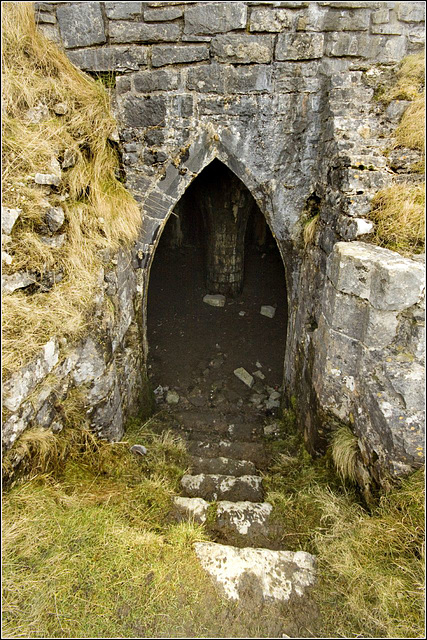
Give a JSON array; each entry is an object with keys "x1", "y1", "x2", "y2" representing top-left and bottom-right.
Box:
[{"x1": 147, "y1": 159, "x2": 288, "y2": 413}]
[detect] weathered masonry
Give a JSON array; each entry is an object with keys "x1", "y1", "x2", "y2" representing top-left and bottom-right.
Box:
[{"x1": 3, "y1": 2, "x2": 425, "y2": 498}]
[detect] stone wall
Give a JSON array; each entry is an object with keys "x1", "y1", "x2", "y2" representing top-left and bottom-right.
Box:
[{"x1": 4, "y1": 1, "x2": 424, "y2": 493}]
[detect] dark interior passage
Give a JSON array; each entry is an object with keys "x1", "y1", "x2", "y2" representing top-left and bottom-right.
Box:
[{"x1": 147, "y1": 161, "x2": 288, "y2": 415}]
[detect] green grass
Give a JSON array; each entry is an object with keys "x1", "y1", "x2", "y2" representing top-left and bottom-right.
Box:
[
  {"x1": 2, "y1": 414, "x2": 310, "y2": 638},
  {"x1": 263, "y1": 410, "x2": 425, "y2": 638}
]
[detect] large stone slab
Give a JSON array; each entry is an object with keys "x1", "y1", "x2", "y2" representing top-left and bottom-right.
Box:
[
  {"x1": 152, "y1": 44, "x2": 209, "y2": 67},
  {"x1": 67, "y1": 46, "x2": 148, "y2": 72},
  {"x1": 214, "y1": 501, "x2": 274, "y2": 546},
  {"x1": 326, "y1": 242, "x2": 425, "y2": 312},
  {"x1": 57, "y1": 2, "x2": 106, "y2": 49},
  {"x1": 193, "y1": 542, "x2": 316, "y2": 603},
  {"x1": 110, "y1": 21, "x2": 180, "y2": 44},
  {"x1": 105, "y1": 2, "x2": 142, "y2": 19},
  {"x1": 276, "y1": 33, "x2": 324, "y2": 60},
  {"x1": 184, "y1": 3, "x2": 247, "y2": 35}
]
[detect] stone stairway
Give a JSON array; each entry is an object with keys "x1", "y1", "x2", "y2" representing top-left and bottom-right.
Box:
[{"x1": 168, "y1": 408, "x2": 317, "y2": 607}]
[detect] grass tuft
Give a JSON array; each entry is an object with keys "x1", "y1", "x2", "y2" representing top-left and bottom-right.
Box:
[
  {"x1": 330, "y1": 425, "x2": 358, "y2": 483},
  {"x1": 303, "y1": 214, "x2": 319, "y2": 247},
  {"x1": 2, "y1": 3, "x2": 141, "y2": 379},
  {"x1": 368, "y1": 183, "x2": 425, "y2": 255}
]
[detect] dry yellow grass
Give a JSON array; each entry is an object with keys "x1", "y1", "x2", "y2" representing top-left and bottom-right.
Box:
[
  {"x1": 382, "y1": 52, "x2": 425, "y2": 103},
  {"x1": 303, "y1": 214, "x2": 319, "y2": 247},
  {"x1": 369, "y1": 183, "x2": 425, "y2": 255},
  {"x1": 395, "y1": 92, "x2": 425, "y2": 151},
  {"x1": 330, "y1": 425, "x2": 358, "y2": 483},
  {"x1": 2, "y1": 3, "x2": 141, "y2": 379}
]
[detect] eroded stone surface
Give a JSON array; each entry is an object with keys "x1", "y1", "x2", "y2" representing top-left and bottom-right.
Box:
[
  {"x1": 181, "y1": 473, "x2": 263, "y2": 502},
  {"x1": 193, "y1": 542, "x2": 316, "y2": 603}
]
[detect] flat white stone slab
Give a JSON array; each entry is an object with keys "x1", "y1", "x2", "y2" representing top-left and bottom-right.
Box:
[
  {"x1": 234, "y1": 367, "x2": 254, "y2": 388},
  {"x1": 203, "y1": 294, "x2": 226, "y2": 307},
  {"x1": 194, "y1": 542, "x2": 316, "y2": 603},
  {"x1": 216, "y1": 501, "x2": 273, "y2": 536},
  {"x1": 260, "y1": 305, "x2": 276, "y2": 318}
]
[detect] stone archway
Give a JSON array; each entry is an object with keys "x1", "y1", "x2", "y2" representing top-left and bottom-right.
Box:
[{"x1": 145, "y1": 156, "x2": 288, "y2": 409}]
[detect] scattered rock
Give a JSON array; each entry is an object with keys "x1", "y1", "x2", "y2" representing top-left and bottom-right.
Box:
[
  {"x1": 2, "y1": 272, "x2": 36, "y2": 294},
  {"x1": 172, "y1": 496, "x2": 210, "y2": 524},
  {"x1": 46, "y1": 206, "x2": 65, "y2": 232},
  {"x1": 34, "y1": 173, "x2": 61, "y2": 187},
  {"x1": 253, "y1": 370, "x2": 265, "y2": 380},
  {"x1": 239, "y1": 310, "x2": 246, "y2": 316},
  {"x1": 1, "y1": 206, "x2": 22, "y2": 235},
  {"x1": 24, "y1": 103, "x2": 50, "y2": 124},
  {"x1": 131, "y1": 444, "x2": 147, "y2": 456},
  {"x1": 62, "y1": 148, "x2": 77, "y2": 169},
  {"x1": 260, "y1": 305, "x2": 276, "y2": 318},
  {"x1": 53, "y1": 102, "x2": 68, "y2": 115},
  {"x1": 203, "y1": 294, "x2": 226, "y2": 307},
  {"x1": 264, "y1": 422, "x2": 281, "y2": 437},
  {"x1": 166, "y1": 389, "x2": 180, "y2": 404},
  {"x1": 40, "y1": 234, "x2": 66, "y2": 249},
  {"x1": 234, "y1": 367, "x2": 254, "y2": 388},
  {"x1": 256, "y1": 361, "x2": 262, "y2": 368},
  {"x1": 2, "y1": 251, "x2": 13, "y2": 265}
]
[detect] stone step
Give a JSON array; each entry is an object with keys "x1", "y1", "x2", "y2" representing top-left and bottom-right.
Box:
[
  {"x1": 212, "y1": 500, "x2": 278, "y2": 548},
  {"x1": 187, "y1": 439, "x2": 268, "y2": 467},
  {"x1": 180, "y1": 473, "x2": 264, "y2": 502},
  {"x1": 189, "y1": 455, "x2": 257, "y2": 476},
  {"x1": 193, "y1": 541, "x2": 317, "y2": 604}
]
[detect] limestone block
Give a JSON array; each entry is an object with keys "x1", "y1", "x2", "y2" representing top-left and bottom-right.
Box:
[
  {"x1": 3, "y1": 339, "x2": 59, "y2": 412},
  {"x1": 152, "y1": 44, "x2": 209, "y2": 67},
  {"x1": 224, "y1": 65, "x2": 272, "y2": 94},
  {"x1": 322, "y1": 281, "x2": 367, "y2": 341},
  {"x1": 384, "y1": 360, "x2": 425, "y2": 412},
  {"x1": 67, "y1": 46, "x2": 148, "y2": 72},
  {"x1": 193, "y1": 542, "x2": 316, "y2": 603},
  {"x1": 109, "y1": 21, "x2": 180, "y2": 44},
  {"x1": 327, "y1": 242, "x2": 425, "y2": 311},
  {"x1": 249, "y1": 8, "x2": 291, "y2": 32},
  {"x1": 260, "y1": 305, "x2": 276, "y2": 318},
  {"x1": 198, "y1": 96, "x2": 258, "y2": 117},
  {"x1": 121, "y1": 94, "x2": 167, "y2": 127},
  {"x1": 214, "y1": 501, "x2": 273, "y2": 543},
  {"x1": 275, "y1": 33, "x2": 324, "y2": 60},
  {"x1": 362, "y1": 307, "x2": 399, "y2": 349},
  {"x1": 144, "y1": 7, "x2": 183, "y2": 21},
  {"x1": 134, "y1": 69, "x2": 180, "y2": 93},
  {"x1": 212, "y1": 34, "x2": 274, "y2": 64},
  {"x1": 2, "y1": 414, "x2": 28, "y2": 448},
  {"x1": 186, "y1": 64, "x2": 225, "y2": 93},
  {"x1": 372, "y1": 8, "x2": 390, "y2": 24},
  {"x1": 1, "y1": 207, "x2": 21, "y2": 235},
  {"x1": 184, "y1": 3, "x2": 247, "y2": 35},
  {"x1": 396, "y1": 2, "x2": 425, "y2": 23},
  {"x1": 57, "y1": 2, "x2": 106, "y2": 49},
  {"x1": 323, "y1": 8, "x2": 370, "y2": 31},
  {"x1": 181, "y1": 473, "x2": 263, "y2": 502},
  {"x1": 105, "y1": 2, "x2": 142, "y2": 19}
]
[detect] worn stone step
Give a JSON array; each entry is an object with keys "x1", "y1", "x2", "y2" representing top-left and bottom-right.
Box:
[
  {"x1": 189, "y1": 455, "x2": 257, "y2": 476},
  {"x1": 180, "y1": 473, "x2": 264, "y2": 502},
  {"x1": 171, "y1": 496, "x2": 210, "y2": 524},
  {"x1": 193, "y1": 541, "x2": 316, "y2": 604},
  {"x1": 187, "y1": 439, "x2": 268, "y2": 467},
  {"x1": 211, "y1": 500, "x2": 278, "y2": 548}
]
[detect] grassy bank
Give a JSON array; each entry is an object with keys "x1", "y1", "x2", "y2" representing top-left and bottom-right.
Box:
[
  {"x1": 3, "y1": 411, "x2": 424, "y2": 638},
  {"x1": 2, "y1": 3, "x2": 141, "y2": 379}
]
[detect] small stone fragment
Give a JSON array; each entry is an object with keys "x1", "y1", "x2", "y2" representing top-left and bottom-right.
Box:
[
  {"x1": 166, "y1": 390, "x2": 180, "y2": 404},
  {"x1": 1, "y1": 207, "x2": 21, "y2": 235},
  {"x1": 2, "y1": 251, "x2": 12, "y2": 265},
  {"x1": 203, "y1": 294, "x2": 226, "y2": 307},
  {"x1": 260, "y1": 305, "x2": 276, "y2": 318},
  {"x1": 2, "y1": 272, "x2": 35, "y2": 293},
  {"x1": 131, "y1": 444, "x2": 147, "y2": 456},
  {"x1": 234, "y1": 367, "x2": 254, "y2": 388},
  {"x1": 62, "y1": 149, "x2": 77, "y2": 169},
  {"x1": 24, "y1": 103, "x2": 50, "y2": 124},
  {"x1": 239, "y1": 311, "x2": 246, "y2": 316},
  {"x1": 35, "y1": 173, "x2": 61, "y2": 187},
  {"x1": 253, "y1": 370, "x2": 265, "y2": 380},
  {"x1": 46, "y1": 206, "x2": 65, "y2": 232},
  {"x1": 53, "y1": 102, "x2": 68, "y2": 115},
  {"x1": 40, "y1": 234, "x2": 66, "y2": 249}
]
